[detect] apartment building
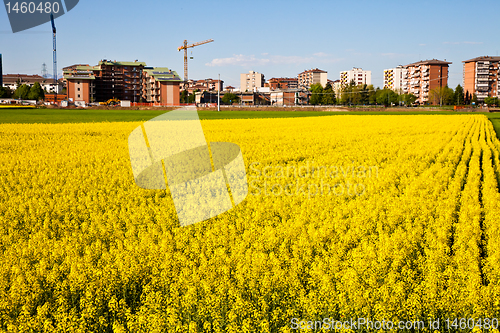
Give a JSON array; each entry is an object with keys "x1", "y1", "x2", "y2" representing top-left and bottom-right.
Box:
[
  {"x1": 298, "y1": 68, "x2": 327, "y2": 89},
  {"x1": 93, "y1": 60, "x2": 145, "y2": 102},
  {"x1": 183, "y1": 78, "x2": 224, "y2": 94},
  {"x1": 240, "y1": 71, "x2": 264, "y2": 92},
  {"x1": 463, "y1": 56, "x2": 500, "y2": 102},
  {"x1": 142, "y1": 67, "x2": 182, "y2": 105},
  {"x1": 404, "y1": 59, "x2": 451, "y2": 104},
  {"x1": 383, "y1": 66, "x2": 406, "y2": 92},
  {"x1": 340, "y1": 68, "x2": 371, "y2": 87},
  {"x1": 3, "y1": 73, "x2": 64, "y2": 93},
  {"x1": 65, "y1": 60, "x2": 182, "y2": 105},
  {"x1": 63, "y1": 65, "x2": 96, "y2": 103},
  {"x1": 267, "y1": 77, "x2": 298, "y2": 90}
]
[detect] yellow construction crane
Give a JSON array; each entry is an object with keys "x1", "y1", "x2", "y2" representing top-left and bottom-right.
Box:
[{"x1": 177, "y1": 39, "x2": 214, "y2": 86}]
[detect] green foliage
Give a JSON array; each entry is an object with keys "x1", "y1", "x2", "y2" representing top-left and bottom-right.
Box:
[
  {"x1": 221, "y1": 92, "x2": 240, "y2": 105},
  {"x1": 484, "y1": 97, "x2": 498, "y2": 106},
  {"x1": 321, "y1": 83, "x2": 335, "y2": 105},
  {"x1": 180, "y1": 90, "x2": 188, "y2": 103},
  {"x1": 13, "y1": 84, "x2": 31, "y2": 100},
  {"x1": 309, "y1": 83, "x2": 323, "y2": 105},
  {"x1": 429, "y1": 86, "x2": 454, "y2": 106},
  {"x1": 27, "y1": 82, "x2": 45, "y2": 101},
  {"x1": 399, "y1": 93, "x2": 417, "y2": 106},
  {"x1": 454, "y1": 84, "x2": 465, "y2": 105},
  {"x1": 376, "y1": 89, "x2": 398, "y2": 106},
  {"x1": 472, "y1": 93, "x2": 478, "y2": 105},
  {"x1": 0, "y1": 86, "x2": 13, "y2": 98}
]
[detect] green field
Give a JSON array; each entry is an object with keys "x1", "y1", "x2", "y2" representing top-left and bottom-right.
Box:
[{"x1": 1, "y1": 107, "x2": 500, "y2": 138}]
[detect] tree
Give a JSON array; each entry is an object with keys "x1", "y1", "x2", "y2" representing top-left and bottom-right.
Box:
[
  {"x1": 453, "y1": 84, "x2": 465, "y2": 105},
  {"x1": 369, "y1": 86, "x2": 378, "y2": 105},
  {"x1": 0, "y1": 86, "x2": 12, "y2": 98},
  {"x1": 28, "y1": 82, "x2": 45, "y2": 101},
  {"x1": 321, "y1": 83, "x2": 335, "y2": 105},
  {"x1": 13, "y1": 84, "x2": 30, "y2": 100},
  {"x1": 309, "y1": 83, "x2": 323, "y2": 105},
  {"x1": 484, "y1": 97, "x2": 498, "y2": 106},
  {"x1": 359, "y1": 84, "x2": 370, "y2": 105},
  {"x1": 472, "y1": 93, "x2": 478, "y2": 105},
  {"x1": 180, "y1": 90, "x2": 188, "y2": 103},
  {"x1": 221, "y1": 92, "x2": 240, "y2": 105},
  {"x1": 465, "y1": 91, "x2": 471, "y2": 105},
  {"x1": 376, "y1": 89, "x2": 398, "y2": 107},
  {"x1": 429, "y1": 86, "x2": 454, "y2": 106},
  {"x1": 399, "y1": 93, "x2": 417, "y2": 106}
]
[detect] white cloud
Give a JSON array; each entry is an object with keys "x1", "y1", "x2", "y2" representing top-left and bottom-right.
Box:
[{"x1": 206, "y1": 53, "x2": 343, "y2": 67}]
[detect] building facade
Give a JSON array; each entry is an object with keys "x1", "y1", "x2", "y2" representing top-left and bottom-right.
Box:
[
  {"x1": 298, "y1": 68, "x2": 327, "y2": 89},
  {"x1": 340, "y1": 68, "x2": 371, "y2": 87},
  {"x1": 142, "y1": 67, "x2": 182, "y2": 105},
  {"x1": 268, "y1": 77, "x2": 298, "y2": 90},
  {"x1": 93, "y1": 60, "x2": 145, "y2": 102},
  {"x1": 404, "y1": 59, "x2": 451, "y2": 104},
  {"x1": 463, "y1": 56, "x2": 500, "y2": 102},
  {"x1": 240, "y1": 71, "x2": 264, "y2": 92},
  {"x1": 64, "y1": 60, "x2": 182, "y2": 105},
  {"x1": 2, "y1": 73, "x2": 64, "y2": 93},
  {"x1": 63, "y1": 65, "x2": 96, "y2": 104},
  {"x1": 383, "y1": 66, "x2": 406, "y2": 92},
  {"x1": 183, "y1": 78, "x2": 223, "y2": 94}
]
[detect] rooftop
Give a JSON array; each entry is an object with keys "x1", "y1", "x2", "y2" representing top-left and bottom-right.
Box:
[
  {"x1": 405, "y1": 59, "x2": 452, "y2": 67},
  {"x1": 463, "y1": 56, "x2": 500, "y2": 63}
]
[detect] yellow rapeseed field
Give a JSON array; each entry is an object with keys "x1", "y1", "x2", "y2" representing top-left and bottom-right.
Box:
[{"x1": 1, "y1": 114, "x2": 500, "y2": 332}]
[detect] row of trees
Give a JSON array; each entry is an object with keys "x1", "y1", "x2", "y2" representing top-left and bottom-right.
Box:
[
  {"x1": 309, "y1": 81, "x2": 478, "y2": 106},
  {"x1": 0, "y1": 82, "x2": 46, "y2": 101}
]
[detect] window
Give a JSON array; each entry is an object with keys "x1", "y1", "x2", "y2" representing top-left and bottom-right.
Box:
[
  {"x1": 77, "y1": 94, "x2": 80, "y2": 98},
  {"x1": 77, "y1": 88, "x2": 80, "y2": 91}
]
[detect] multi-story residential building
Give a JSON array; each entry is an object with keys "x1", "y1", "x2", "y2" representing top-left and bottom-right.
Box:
[
  {"x1": 64, "y1": 60, "x2": 182, "y2": 105},
  {"x1": 63, "y1": 65, "x2": 97, "y2": 104},
  {"x1": 298, "y1": 68, "x2": 327, "y2": 89},
  {"x1": 404, "y1": 59, "x2": 451, "y2": 104},
  {"x1": 142, "y1": 67, "x2": 182, "y2": 104},
  {"x1": 267, "y1": 77, "x2": 298, "y2": 90},
  {"x1": 183, "y1": 78, "x2": 223, "y2": 94},
  {"x1": 93, "y1": 60, "x2": 145, "y2": 102},
  {"x1": 383, "y1": 65, "x2": 406, "y2": 92},
  {"x1": 2, "y1": 73, "x2": 64, "y2": 93},
  {"x1": 240, "y1": 71, "x2": 264, "y2": 92},
  {"x1": 463, "y1": 56, "x2": 500, "y2": 102},
  {"x1": 340, "y1": 68, "x2": 371, "y2": 87},
  {"x1": 340, "y1": 67, "x2": 371, "y2": 87}
]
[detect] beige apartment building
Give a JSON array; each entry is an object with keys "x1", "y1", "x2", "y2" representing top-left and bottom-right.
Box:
[
  {"x1": 383, "y1": 65, "x2": 406, "y2": 92},
  {"x1": 298, "y1": 68, "x2": 327, "y2": 89},
  {"x1": 240, "y1": 71, "x2": 264, "y2": 92},
  {"x1": 340, "y1": 68, "x2": 371, "y2": 87},
  {"x1": 463, "y1": 56, "x2": 500, "y2": 102},
  {"x1": 404, "y1": 59, "x2": 451, "y2": 104}
]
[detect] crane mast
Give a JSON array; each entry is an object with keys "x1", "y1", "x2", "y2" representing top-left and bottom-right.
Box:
[
  {"x1": 50, "y1": 14, "x2": 57, "y2": 104},
  {"x1": 177, "y1": 39, "x2": 214, "y2": 89}
]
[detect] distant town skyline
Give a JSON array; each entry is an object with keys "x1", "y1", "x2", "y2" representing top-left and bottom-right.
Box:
[{"x1": 1, "y1": 0, "x2": 499, "y2": 89}]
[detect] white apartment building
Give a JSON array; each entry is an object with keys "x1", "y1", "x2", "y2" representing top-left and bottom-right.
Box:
[
  {"x1": 240, "y1": 71, "x2": 264, "y2": 92},
  {"x1": 340, "y1": 67, "x2": 371, "y2": 86},
  {"x1": 383, "y1": 65, "x2": 407, "y2": 92},
  {"x1": 298, "y1": 68, "x2": 328, "y2": 89}
]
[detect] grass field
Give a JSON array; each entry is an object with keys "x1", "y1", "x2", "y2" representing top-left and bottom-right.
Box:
[{"x1": 2, "y1": 114, "x2": 500, "y2": 331}]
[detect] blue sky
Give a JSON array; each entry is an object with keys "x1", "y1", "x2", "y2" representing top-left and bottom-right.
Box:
[{"x1": 1, "y1": 0, "x2": 498, "y2": 89}]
